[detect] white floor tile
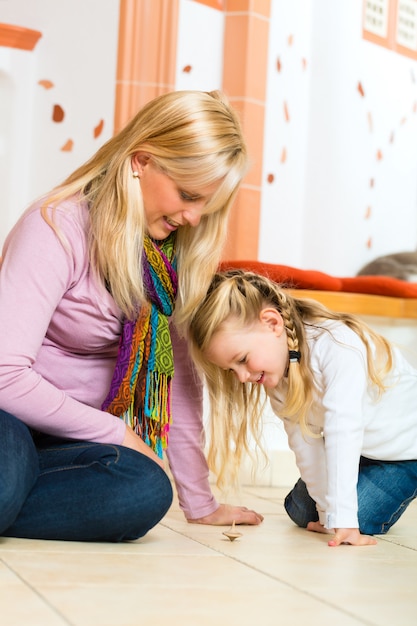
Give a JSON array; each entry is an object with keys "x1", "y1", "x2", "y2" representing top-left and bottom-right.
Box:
[{"x1": 1, "y1": 487, "x2": 416, "y2": 626}]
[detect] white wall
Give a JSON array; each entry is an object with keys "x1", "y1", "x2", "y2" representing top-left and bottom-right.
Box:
[
  {"x1": 0, "y1": 0, "x2": 225, "y2": 249},
  {"x1": 260, "y1": 0, "x2": 313, "y2": 270},
  {"x1": 0, "y1": 0, "x2": 119, "y2": 247},
  {"x1": 5, "y1": 0, "x2": 416, "y2": 276},
  {"x1": 175, "y1": 0, "x2": 224, "y2": 91},
  {"x1": 0, "y1": 46, "x2": 38, "y2": 245},
  {"x1": 260, "y1": 0, "x2": 417, "y2": 276}
]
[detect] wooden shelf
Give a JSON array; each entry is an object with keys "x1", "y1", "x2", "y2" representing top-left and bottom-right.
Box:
[{"x1": 286, "y1": 289, "x2": 417, "y2": 320}]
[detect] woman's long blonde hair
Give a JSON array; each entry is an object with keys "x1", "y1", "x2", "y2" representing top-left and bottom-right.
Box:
[
  {"x1": 188, "y1": 270, "x2": 393, "y2": 488},
  {"x1": 40, "y1": 90, "x2": 249, "y2": 323}
]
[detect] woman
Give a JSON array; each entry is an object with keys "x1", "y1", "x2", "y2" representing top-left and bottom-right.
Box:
[{"x1": 0, "y1": 91, "x2": 263, "y2": 542}]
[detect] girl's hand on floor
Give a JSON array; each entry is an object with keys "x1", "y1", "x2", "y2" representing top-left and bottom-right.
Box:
[
  {"x1": 328, "y1": 528, "x2": 377, "y2": 547},
  {"x1": 187, "y1": 504, "x2": 264, "y2": 526},
  {"x1": 307, "y1": 522, "x2": 377, "y2": 546}
]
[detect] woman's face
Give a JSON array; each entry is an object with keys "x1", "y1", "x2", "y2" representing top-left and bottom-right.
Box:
[
  {"x1": 205, "y1": 309, "x2": 289, "y2": 389},
  {"x1": 132, "y1": 152, "x2": 220, "y2": 240}
]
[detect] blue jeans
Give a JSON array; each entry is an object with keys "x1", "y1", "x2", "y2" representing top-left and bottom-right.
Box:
[
  {"x1": 284, "y1": 456, "x2": 417, "y2": 535},
  {"x1": 0, "y1": 410, "x2": 173, "y2": 542}
]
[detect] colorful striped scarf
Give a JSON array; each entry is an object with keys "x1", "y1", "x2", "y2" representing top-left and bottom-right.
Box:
[{"x1": 102, "y1": 234, "x2": 177, "y2": 458}]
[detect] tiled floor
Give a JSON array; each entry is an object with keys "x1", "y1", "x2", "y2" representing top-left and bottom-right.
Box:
[{"x1": 0, "y1": 485, "x2": 416, "y2": 626}]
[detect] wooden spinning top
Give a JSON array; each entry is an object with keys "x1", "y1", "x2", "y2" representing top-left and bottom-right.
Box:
[{"x1": 223, "y1": 520, "x2": 243, "y2": 542}]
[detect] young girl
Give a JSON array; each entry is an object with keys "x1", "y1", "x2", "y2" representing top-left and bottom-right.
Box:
[{"x1": 188, "y1": 269, "x2": 417, "y2": 547}]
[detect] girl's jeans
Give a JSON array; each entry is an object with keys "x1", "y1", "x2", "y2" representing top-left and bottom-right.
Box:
[
  {"x1": 0, "y1": 410, "x2": 173, "y2": 542},
  {"x1": 284, "y1": 456, "x2": 417, "y2": 535}
]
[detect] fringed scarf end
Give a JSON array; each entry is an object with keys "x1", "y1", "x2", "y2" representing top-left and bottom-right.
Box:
[{"x1": 102, "y1": 234, "x2": 176, "y2": 460}]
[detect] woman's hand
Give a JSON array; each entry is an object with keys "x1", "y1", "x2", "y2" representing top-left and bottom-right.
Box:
[
  {"x1": 307, "y1": 522, "x2": 377, "y2": 546},
  {"x1": 187, "y1": 503, "x2": 264, "y2": 526},
  {"x1": 121, "y1": 425, "x2": 165, "y2": 470}
]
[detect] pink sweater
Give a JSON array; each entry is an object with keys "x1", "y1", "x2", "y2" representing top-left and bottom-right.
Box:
[{"x1": 0, "y1": 198, "x2": 217, "y2": 519}]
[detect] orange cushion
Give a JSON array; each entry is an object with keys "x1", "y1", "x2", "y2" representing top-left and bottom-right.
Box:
[{"x1": 219, "y1": 260, "x2": 417, "y2": 299}]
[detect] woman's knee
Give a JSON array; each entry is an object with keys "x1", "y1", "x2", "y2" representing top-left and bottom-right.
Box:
[
  {"x1": 119, "y1": 456, "x2": 173, "y2": 540},
  {"x1": 5, "y1": 443, "x2": 174, "y2": 542},
  {"x1": 52, "y1": 442, "x2": 174, "y2": 530},
  {"x1": 81, "y1": 446, "x2": 174, "y2": 541}
]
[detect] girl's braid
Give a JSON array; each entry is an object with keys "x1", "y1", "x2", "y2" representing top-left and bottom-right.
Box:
[
  {"x1": 244, "y1": 272, "x2": 300, "y2": 353},
  {"x1": 274, "y1": 290, "x2": 299, "y2": 352}
]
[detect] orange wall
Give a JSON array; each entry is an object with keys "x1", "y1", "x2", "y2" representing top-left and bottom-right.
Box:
[
  {"x1": 114, "y1": 0, "x2": 179, "y2": 134},
  {"x1": 222, "y1": 0, "x2": 271, "y2": 259}
]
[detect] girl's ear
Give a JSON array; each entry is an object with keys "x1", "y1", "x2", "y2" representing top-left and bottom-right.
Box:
[
  {"x1": 131, "y1": 151, "x2": 151, "y2": 176},
  {"x1": 259, "y1": 307, "x2": 285, "y2": 337}
]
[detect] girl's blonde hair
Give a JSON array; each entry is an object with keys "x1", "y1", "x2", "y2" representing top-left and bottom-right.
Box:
[
  {"x1": 188, "y1": 269, "x2": 394, "y2": 488},
  {"x1": 40, "y1": 90, "x2": 249, "y2": 323}
]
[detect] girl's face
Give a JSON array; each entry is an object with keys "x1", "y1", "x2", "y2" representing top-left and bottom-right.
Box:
[
  {"x1": 132, "y1": 152, "x2": 220, "y2": 240},
  {"x1": 205, "y1": 309, "x2": 289, "y2": 389}
]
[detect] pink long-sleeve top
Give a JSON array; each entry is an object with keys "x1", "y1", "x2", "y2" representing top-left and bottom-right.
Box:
[{"x1": 0, "y1": 197, "x2": 217, "y2": 520}]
